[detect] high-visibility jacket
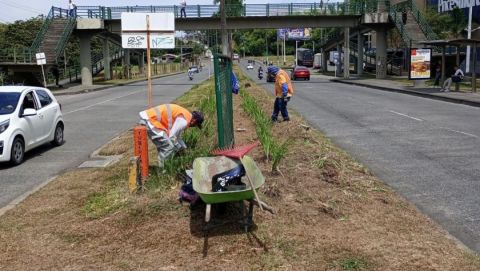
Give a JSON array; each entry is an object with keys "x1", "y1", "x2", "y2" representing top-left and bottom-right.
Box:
[
  {"x1": 145, "y1": 104, "x2": 192, "y2": 136},
  {"x1": 274, "y1": 69, "x2": 294, "y2": 97}
]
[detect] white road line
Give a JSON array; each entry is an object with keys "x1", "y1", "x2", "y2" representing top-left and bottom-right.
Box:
[
  {"x1": 443, "y1": 128, "x2": 479, "y2": 138},
  {"x1": 63, "y1": 90, "x2": 143, "y2": 115},
  {"x1": 388, "y1": 110, "x2": 423, "y2": 122}
]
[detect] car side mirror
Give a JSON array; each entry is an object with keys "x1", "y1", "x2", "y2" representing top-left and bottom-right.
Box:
[{"x1": 23, "y1": 108, "x2": 37, "y2": 117}]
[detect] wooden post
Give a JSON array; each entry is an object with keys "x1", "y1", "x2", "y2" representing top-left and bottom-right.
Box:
[
  {"x1": 134, "y1": 126, "x2": 149, "y2": 181},
  {"x1": 128, "y1": 156, "x2": 141, "y2": 192}
]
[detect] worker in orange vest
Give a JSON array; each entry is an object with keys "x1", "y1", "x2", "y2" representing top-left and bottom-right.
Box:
[
  {"x1": 268, "y1": 65, "x2": 293, "y2": 122},
  {"x1": 139, "y1": 104, "x2": 204, "y2": 168}
]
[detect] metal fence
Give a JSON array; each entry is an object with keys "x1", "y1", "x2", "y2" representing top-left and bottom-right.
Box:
[{"x1": 214, "y1": 55, "x2": 234, "y2": 149}]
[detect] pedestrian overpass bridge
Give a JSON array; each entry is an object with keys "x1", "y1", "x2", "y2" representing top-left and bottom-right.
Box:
[{"x1": 0, "y1": 1, "x2": 419, "y2": 86}]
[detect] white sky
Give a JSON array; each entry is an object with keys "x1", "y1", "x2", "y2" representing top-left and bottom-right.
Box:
[{"x1": 0, "y1": 0, "x2": 305, "y2": 23}]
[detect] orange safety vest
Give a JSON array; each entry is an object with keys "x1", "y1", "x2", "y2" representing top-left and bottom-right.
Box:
[
  {"x1": 145, "y1": 104, "x2": 192, "y2": 136},
  {"x1": 274, "y1": 69, "x2": 294, "y2": 97}
]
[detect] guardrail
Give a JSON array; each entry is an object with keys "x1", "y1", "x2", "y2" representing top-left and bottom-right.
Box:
[{"x1": 75, "y1": 1, "x2": 387, "y2": 19}]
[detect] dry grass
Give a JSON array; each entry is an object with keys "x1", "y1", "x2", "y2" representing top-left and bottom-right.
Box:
[{"x1": 0, "y1": 74, "x2": 479, "y2": 270}]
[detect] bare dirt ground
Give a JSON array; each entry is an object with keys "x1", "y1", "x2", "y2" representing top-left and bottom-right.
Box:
[{"x1": 0, "y1": 75, "x2": 479, "y2": 271}]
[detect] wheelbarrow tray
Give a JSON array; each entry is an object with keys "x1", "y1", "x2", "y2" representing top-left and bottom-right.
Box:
[{"x1": 192, "y1": 155, "x2": 264, "y2": 204}]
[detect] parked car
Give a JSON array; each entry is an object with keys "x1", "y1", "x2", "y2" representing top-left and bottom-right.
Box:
[
  {"x1": 233, "y1": 53, "x2": 239, "y2": 60},
  {"x1": 291, "y1": 66, "x2": 310, "y2": 80},
  {"x1": 189, "y1": 66, "x2": 199, "y2": 73},
  {"x1": 0, "y1": 86, "x2": 64, "y2": 165},
  {"x1": 247, "y1": 64, "x2": 254, "y2": 70}
]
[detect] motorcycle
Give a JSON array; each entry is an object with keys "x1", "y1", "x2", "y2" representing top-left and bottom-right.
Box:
[
  {"x1": 188, "y1": 71, "x2": 194, "y2": 80},
  {"x1": 258, "y1": 69, "x2": 264, "y2": 80}
]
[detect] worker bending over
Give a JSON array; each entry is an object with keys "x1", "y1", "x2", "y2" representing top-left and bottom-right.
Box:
[
  {"x1": 139, "y1": 104, "x2": 204, "y2": 168},
  {"x1": 268, "y1": 65, "x2": 294, "y2": 122}
]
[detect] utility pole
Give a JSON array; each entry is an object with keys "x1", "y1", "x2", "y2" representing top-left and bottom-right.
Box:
[
  {"x1": 220, "y1": 0, "x2": 228, "y2": 56},
  {"x1": 466, "y1": 4, "x2": 473, "y2": 73}
]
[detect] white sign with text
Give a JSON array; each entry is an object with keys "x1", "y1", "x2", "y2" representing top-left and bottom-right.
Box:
[{"x1": 121, "y1": 13, "x2": 175, "y2": 49}]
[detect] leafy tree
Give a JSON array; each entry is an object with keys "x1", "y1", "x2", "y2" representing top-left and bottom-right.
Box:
[
  {"x1": 0, "y1": 18, "x2": 42, "y2": 50},
  {"x1": 448, "y1": 7, "x2": 467, "y2": 38},
  {"x1": 213, "y1": 0, "x2": 244, "y2": 17}
]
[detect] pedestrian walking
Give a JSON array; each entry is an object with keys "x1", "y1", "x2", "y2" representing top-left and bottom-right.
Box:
[
  {"x1": 139, "y1": 104, "x2": 204, "y2": 168},
  {"x1": 68, "y1": 0, "x2": 76, "y2": 17},
  {"x1": 51, "y1": 65, "x2": 60, "y2": 87},
  {"x1": 268, "y1": 65, "x2": 294, "y2": 122},
  {"x1": 440, "y1": 65, "x2": 464, "y2": 92},
  {"x1": 180, "y1": 0, "x2": 187, "y2": 18}
]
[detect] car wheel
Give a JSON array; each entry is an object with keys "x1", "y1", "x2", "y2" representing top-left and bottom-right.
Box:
[
  {"x1": 52, "y1": 123, "x2": 64, "y2": 146},
  {"x1": 10, "y1": 137, "x2": 24, "y2": 165}
]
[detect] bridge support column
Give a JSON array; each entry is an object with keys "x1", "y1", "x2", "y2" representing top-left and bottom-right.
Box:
[
  {"x1": 79, "y1": 32, "x2": 93, "y2": 86},
  {"x1": 321, "y1": 48, "x2": 328, "y2": 73},
  {"x1": 357, "y1": 31, "x2": 364, "y2": 76},
  {"x1": 375, "y1": 29, "x2": 387, "y2": 79},
  {"x1": 123, "y1": 49, "x2": 131, "y2": 79},
  {"x1": 336, "y1": 43, "x2": 342, "y2": 76},
  {"x1": 103, "y1": 38, "x2": 111, "y2": 81},
  {"x1": 343, "y1": 28, "x2": 350, "y2": 79}
]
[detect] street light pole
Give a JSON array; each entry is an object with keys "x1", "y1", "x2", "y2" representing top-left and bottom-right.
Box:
[{"x1": 466, "y1": 4, "x2": 473, "y2": 73}]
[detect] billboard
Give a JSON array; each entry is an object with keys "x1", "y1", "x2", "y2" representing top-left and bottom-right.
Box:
[
  {"x1": 409, "y1": 48, "x2": 432, "y2": 80},
  {"x1": 277, "y1": 28, "x2": 312, "y2": 40},
  {"x1": 428, "y1": 0, "x2": 480, "y2": 23}
]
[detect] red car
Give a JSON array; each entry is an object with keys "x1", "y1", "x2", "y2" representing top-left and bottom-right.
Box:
[{"x1": 291, "y1": 66, "x2": 310, "y2": 81}]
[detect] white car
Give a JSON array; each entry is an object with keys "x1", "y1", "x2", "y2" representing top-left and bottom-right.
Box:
[
  {"x1": 0, "y1": 86, "x2": 64, "y2": 165},
  {"x1": 247, "y1": 64, "x2": 254, "y2": 70}
]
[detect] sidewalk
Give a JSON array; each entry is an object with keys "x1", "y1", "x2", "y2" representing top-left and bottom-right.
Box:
[
  {"x1": 48, "y1": 71, "x2": 184, "y2": 96},
  {"x1": 317, "y1": 74, "x2": 480, "y2": 107}
]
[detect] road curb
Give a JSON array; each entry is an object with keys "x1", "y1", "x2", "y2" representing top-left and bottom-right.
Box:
[
  {"x1": 54, "y1": 71, "x2": 185, "y2": 96},
  {"x1": 331, "y1": 79, "x2": 480, "y2": 108}
]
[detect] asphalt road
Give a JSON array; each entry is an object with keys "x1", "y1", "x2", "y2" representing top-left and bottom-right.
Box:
[
  {"x1": 241, "y1": 62, "x2": 480, "y2": 252},
  {"x1": 0, "y1": 69, "x2": 209, "y2": 212}
]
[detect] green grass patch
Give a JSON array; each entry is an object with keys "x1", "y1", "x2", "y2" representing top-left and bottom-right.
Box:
[
  {"x1": 239, "y1": 87, "x2": 290, "y2": 171},
  {"x1": 82, "y1": 187, "x2": 128, "y2": 219},
  {"x1": 340, "y1": 257, "x2": 367, "y2": 270}
]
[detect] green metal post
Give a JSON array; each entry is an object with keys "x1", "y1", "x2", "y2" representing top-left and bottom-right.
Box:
[{"x1": 213, "y1": 55, "x2": 234, "y2": 148}]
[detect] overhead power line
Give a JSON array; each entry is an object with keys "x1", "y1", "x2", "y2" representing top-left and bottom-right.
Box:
[{"x1": 0, "y1": 0, "x2": 44, "y2": 15}]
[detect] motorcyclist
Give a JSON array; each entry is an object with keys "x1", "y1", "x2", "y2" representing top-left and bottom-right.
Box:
[
  {"x1": 258, "y1": 66, "x2": 264, "y2": 79},
  {"x1": 188, "y1": 69, "x2": 194, "y2": 80}
]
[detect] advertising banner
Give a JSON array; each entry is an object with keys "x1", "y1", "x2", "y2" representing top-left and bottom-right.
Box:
[
  {"x1": 277, "y1": 28, "x2": 312, "y2": 40},
  {"x1": 409, "y1": 48, "x2": 432, "y2": 80}
]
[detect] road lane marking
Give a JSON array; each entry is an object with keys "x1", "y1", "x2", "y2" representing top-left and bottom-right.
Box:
[
  {"x1": 443, "y1": 128, "x2": 479, "y2": 138},
  {"x1": 388, "y1": 110, "x2": 423, "y2": 122},
  {"x1": 63, "y1": 90, "x2": 143, "y2": 115}
]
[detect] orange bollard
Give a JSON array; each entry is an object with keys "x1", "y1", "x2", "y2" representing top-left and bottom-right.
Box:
[{"x1": 134, "y1": 126, "x2": 149, "y2": 181}]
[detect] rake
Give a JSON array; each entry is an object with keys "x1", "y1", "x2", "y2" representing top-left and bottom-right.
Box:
[{"x1": 211, "y1": 141, "x2": 265, "y2": 211}]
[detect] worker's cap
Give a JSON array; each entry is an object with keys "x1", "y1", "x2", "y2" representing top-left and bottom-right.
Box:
[
  {"x1": 267, "y1": 66, "x2": 280, "y2": 75},
  {"x1": 191, "y1": 111, "x2": 204, "y2": 129}
]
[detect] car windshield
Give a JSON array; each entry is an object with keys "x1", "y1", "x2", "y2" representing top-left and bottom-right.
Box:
[{"x1": 0, "y1": 92, "x2": 21, "y2": 115}]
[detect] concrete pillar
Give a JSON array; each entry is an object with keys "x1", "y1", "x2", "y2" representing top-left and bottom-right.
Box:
[
  {"x1": 79, "y1": 32, "x2": 93, "y2": 86},
  {"x1": 102, "y1": 38, "x2": 111, "y2": 81},
  {"x1": 357, "y1": 31, "x2": 364, "y2": 76},
  {"x1": 336, "y1": 43, "x2": 342, "y2": 76},
  {"x1": 375, "y1": 28, "x2": 387, "y2": 79},
  {"x1": 123, "y1": 49, "x2": 131, "y2": 79},
  {"x1": 321, "y1": 48, "x2": 328, "y2": 73},
  {"x1": 343, "y1": 28, "x2": 350, "y2": 79}
]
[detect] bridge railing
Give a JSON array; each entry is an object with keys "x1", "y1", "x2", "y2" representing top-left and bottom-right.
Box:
[{"x1": 75, "y1": 2, "x2": 385, "y2": 19}]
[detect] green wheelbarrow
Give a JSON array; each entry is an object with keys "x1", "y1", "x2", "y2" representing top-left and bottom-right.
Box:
[{"x1": 192, "y1": 155, "x2": 265, "y2": 230}]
